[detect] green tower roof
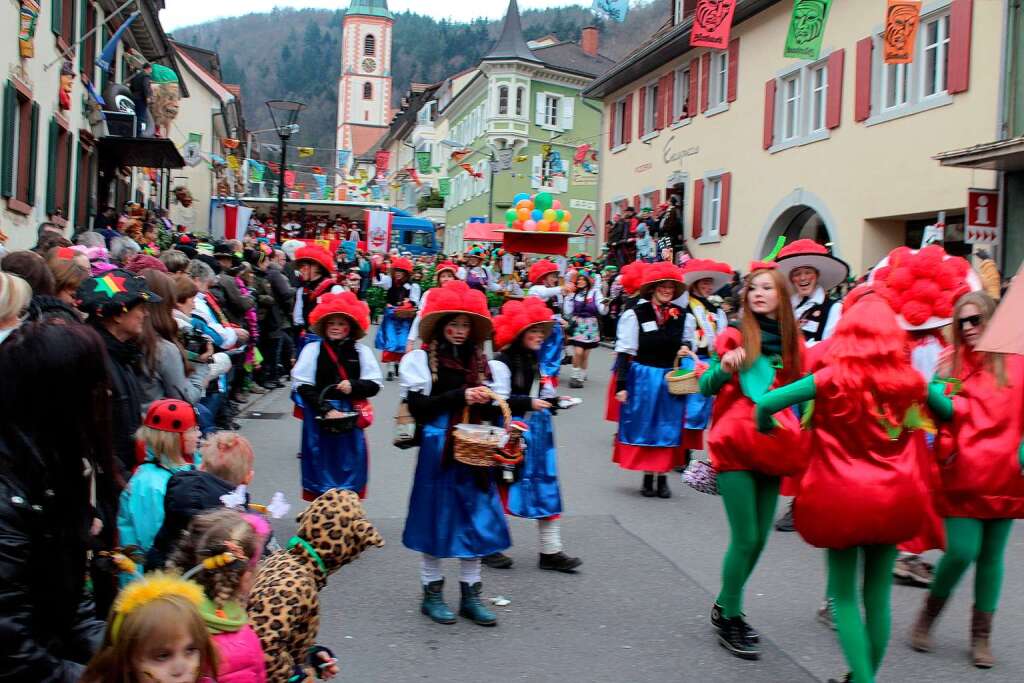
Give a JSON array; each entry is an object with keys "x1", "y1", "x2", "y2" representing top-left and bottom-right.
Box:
[{"x1": 345, "y1": 0, "x2": 393, "y2": 19}]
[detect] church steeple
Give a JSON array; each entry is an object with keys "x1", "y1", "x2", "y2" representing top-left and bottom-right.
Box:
[
  {"x1": 482, "y1": 0, "x2": 542, "y2": 64},
  {"x1": 345, "y1": 0, "x2": 393, "y2": 19}
]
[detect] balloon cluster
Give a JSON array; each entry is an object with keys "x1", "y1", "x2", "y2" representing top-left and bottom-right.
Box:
[{"x1": 504, "y1": 192, "x2": 573, "y2": 232}]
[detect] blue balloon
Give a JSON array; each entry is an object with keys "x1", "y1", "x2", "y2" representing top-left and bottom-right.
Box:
[
  {"x1": 530, "y1": 209, "x2": 543, "y2": 221},
  {"x1": 512, "y1": 192, "x2": 531, "y2": 205}
]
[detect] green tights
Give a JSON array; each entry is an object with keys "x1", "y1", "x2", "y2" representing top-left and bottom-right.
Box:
[
  {"x1": 717, "y1": 471, "x2": 780, "y2": 617},
  {"x1": 827, "y1": 545, "x2": 898, "y2": 683},
  {"x1": 930, "y1": 517, "x2": 1014, "y2": 613}
]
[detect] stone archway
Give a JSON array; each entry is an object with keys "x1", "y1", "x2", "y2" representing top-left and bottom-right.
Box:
[{"x1": 756, "y1": 189, "x2": 840, "y2": 259}]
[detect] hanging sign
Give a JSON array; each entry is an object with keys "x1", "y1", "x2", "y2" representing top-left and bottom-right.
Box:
[
  {"x1": 883, "y1": 0, "x2": 921, "y2": 64},
  {"x1": 374, "y1": 150, "x2": 390, "y2": 181},
  {"x1": 690, "y1": 0, "x2": 738, "y2": 49},
  {"x1": 283, "y1": 170, "x2": 295, "y2": 188},
  {"x1": 495, "y1": 149, "x2": 513, "y2": 172},
  {"x1": 365, "y1": 209, "x2": 392, "y2": 254},
  {"x1": 965, "y1": 188, "x2": 1001, "y2": 245},
  {"x1": 437, "y1": 177, "x2": 451, "y2": 197},
  {"x1": 415, "y1": 151, "x2": 432, "y2": 174},
  {"x1": 783, "y1": 0, "x2": 832, "y2": 60}
]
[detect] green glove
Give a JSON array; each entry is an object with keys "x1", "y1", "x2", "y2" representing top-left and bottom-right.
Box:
[
  {"x1": 754, "y1": 373, "x2": 817, "y2": 433},
  {"x1": 699, "y1": 357, "x2": 732, "y2": 397},
  {"x1": 926, "y1": 378, "x2": 955, "y2": 422}
]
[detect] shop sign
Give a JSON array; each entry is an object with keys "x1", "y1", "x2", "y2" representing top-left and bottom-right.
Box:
[
  {"x1": 570, "y1": 199, "x2": 597, "y2": 211},
  {"x1": 965, "y1": 188, "x2": 1001, "y2": 244}
]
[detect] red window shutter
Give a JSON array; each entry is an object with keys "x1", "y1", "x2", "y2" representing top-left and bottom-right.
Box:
[
  {"x1": 652, "y1": 189, "x2": 661, "y2": 208},
  {"x1": 948, "y1": 0, "x2": 973, "y2": 94},
  {"x1": 763, "y1": 79, "x2": 777, "y2": 150},
  {"x1": 638, "y1": 87, "x2": 647, "y2": 137},
  {"x1": 623, "y1": 93, "x2": 633, "y2": 143},
  {"x1": 727, "y1": 38, "x2": 740, "y2": 103},
  {"x1": 604, "y1": 202, "x2": 612, "y2": 229},
  {"x1": 826, "y1": 49, "x2": 845, "y2": 129},
  {"x1": 654, "y1": 75, "x2": 666, "y2": 130},
  {"x1": 663, "y1": 72, "x2": 674, "y2": 126},
  {"x1": 700, "y1": 53, "x2": 711, "y2": 113},
  {"x1": 692, "y1": 179, "x2": 704, "y2": 239},
  {"x1": 688, "y1": 60, "x2": 698, "y2": 118},
  {"x1": 608, "y1": 103, "x2": 616, "y2": 148},
  {"x1": 854, "y1": 37, "x2": 873, "y2": 122},
  {"x1": 633, "y1": 194, "x2": 641, "y2": 211},
  {"x1": 719, "y1": 173, "x2": 732, "y2": 236}
]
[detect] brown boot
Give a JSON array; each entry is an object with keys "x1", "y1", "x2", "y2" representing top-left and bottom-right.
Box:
[
  {"x1": 910, "y1": 594, "x2": 948, "y2": 652},
  {"x1": 970, "y1": 607, "x2": 995, "y2": 668}
]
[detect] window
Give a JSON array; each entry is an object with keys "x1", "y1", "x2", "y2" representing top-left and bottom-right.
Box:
[
  {"x1": 809, "y1": 65, "x2": 827, "y2": 132},
  {"x1": 883, "y1": 63, "x2": 909, "y2": 110},
  {"x1": 544, "y1": 95, "x2": 559, "y2": 127},
  {"x1": 75, "y1": 140, "x2": 94, "y2": 230},
  {"x1": 515, "y1": 87, "x2": 525, "y2": 116},
  {"x1": 781, "y1": 75, "x2": 801, "y2": 141},
  {"x1": 705, "y1": 176, "x2": 722, "y2": 235},
  {"x1": 612, "y1": 97, "x2": 627, "y2": 147},
  {"x1": 52, "y1": 0, "x2": 75, "y2": 45},
  {"x1": 921, "y1": 14, "x2": 950, "y2": 98},
  {"x1": 47, "y1": 117, "x2": 73, "y2": 221},
  {"x1": 362, "y1": 82, "x2": 372, "y2": 100},
  {"x1": 498, "y1": 86, "x2": 509, "y2": 115},
  {"x1": 80, "y1": 1, "x2": 97, "y2": 79},
  {"x1": 642, "y1": 81, "x2": 658, "y2": 135},
  {"x1": 710, "y1": 51, "x2": 728, "y2": 108},
  {"x1": 364, "y1": 34, "x2": 375, "y2": 56},
  {"x1": 672, "y1": 67, "x2": 690, "y2": 121},
  {"x1": 1, "y1": 81, "x2": 39, "y2": 213}
]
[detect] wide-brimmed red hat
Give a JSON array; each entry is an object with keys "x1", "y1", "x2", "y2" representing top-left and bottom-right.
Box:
[
  {"x1": 680, "y1": 258, "x2": 732, "y2": 291},
  {"x1": 390, "y1": 257, "x2": 414, "y2": 274},
  {"x1": 775, "y1": 239, "x2": 850, "y2": 291},
  {"x1": 418, "y1": 280, "x2": 493, "y2": 344},
  {"x1": 492, "y1": 296, "x2": 554, "y2": 351},
  {"x1": 868, "y1": 245, "x2": 981, "y2": 331},
  {"x1": 294, "y1": 245, "x2": 335, "y2": 274},
  {"x1": 528, "y1": 259, "x2": 560, "y2": 285},
  {"x1": 637, "y1": 261, "x2": 685, "y2": 299},
  {"x1": 309, "y1": 291, "x2": 371, "y2": 339},
  {"x1": 435, "y1": 261, "x2": 459, "y2": 278}
]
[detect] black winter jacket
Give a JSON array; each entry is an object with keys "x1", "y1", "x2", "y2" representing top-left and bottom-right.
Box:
[
  {"x1": 146, "y1": 469, "x2": 236, "y2": 570},
  {"x1": 96, "y1": 326, "x2": 144, "y2": 478}
]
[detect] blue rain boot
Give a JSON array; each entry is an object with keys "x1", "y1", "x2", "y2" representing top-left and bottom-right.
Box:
[{"x1": 420, "y1": 579, "x2": 456, "y2": 624}]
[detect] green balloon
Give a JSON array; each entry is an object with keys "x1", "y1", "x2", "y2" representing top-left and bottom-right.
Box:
[
  {"x1": 534, "y1": 192, "x2": 553, "y2": 211},
  {"x1": 505, "y1": 208, "x2": 517, "y2": 222},
  {"x1": 555, "y1": 209, "x2": 565, "y2": 222}
]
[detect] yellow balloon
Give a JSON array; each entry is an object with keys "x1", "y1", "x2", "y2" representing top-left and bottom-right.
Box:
[
  {"x1": 560, "y1": 221, "x2": 570, "y2": 232},
  {"x1": 542, "y1": 209, "x2": 556, "y2": 222}
]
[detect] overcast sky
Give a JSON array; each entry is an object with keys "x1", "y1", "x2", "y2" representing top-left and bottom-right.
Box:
[{"x1": 160, "y1": 0, "x2": 589, "y2": 31}]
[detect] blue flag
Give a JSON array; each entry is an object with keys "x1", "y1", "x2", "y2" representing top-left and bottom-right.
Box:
[{"x1": 98, "y1": 11, "x2": 141, "y2": 73}]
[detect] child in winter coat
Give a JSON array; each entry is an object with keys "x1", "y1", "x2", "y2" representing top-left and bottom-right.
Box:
[
  {"x1": 635, "y1": 224, "x2": 655, "y2": 263},
  {"x1": 118, "y1": 399, "x2": 201, "y2": 557},
  {"x1": 170, "y1": 508, "x2": 269, "y2": 683}
]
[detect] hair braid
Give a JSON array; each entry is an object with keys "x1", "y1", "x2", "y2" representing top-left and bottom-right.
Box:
[
  {"x1": 428, "y1": 339, "x2": 439, "y2": 384},
  {"x1": 168, "y1": 509, "x2": 259, "y2": 608}
]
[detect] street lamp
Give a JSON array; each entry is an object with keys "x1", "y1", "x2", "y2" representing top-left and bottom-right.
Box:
[{"x1": 265, "y1": 99, "x2": 305, "y2": 244}]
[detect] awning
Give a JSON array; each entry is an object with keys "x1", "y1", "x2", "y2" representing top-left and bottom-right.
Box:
[
  {"x1": 463, "y1": 222, "x2": 504, "y2": 242},
  {"x1": 97, "y1": 136, "x2": 186, "y2": 169},
  {"x1": 934, "y1": 136, "x2": 1024, "y2": 172}
]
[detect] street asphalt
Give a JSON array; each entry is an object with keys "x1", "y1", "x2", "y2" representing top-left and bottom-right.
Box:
[{"x1": 238, "y1": 343, "x2": 1024, "y2": 682}]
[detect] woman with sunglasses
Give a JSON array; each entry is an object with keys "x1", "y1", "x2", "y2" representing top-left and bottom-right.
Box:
[{"x1": 910, "y1": 291, "x2": 1024, "y2": 669}]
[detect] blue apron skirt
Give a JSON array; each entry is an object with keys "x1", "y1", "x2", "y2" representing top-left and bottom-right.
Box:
[
  {"x1": 295, "y1": 392, "x2": 368, "y2": 500},
  {"x1": 506, "y1": 409, "x2": 562, "y2": 519},
  {"x1": 375, "y1": 306, "x2": 413, "y2": 354},
  {"x1": 612, "y1": 361, "x2": 688, "y2": 472},
  {"x1": 538, "y1": 319, "x2": 564, "y2": 379}
]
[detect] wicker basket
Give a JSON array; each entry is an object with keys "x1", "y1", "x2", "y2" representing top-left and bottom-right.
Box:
[
  {"x1": 665, "y1": 357, "x2": 699, "y2": 396},
  {"x1": 392, "y1": 306, "x2": 418, "y2": 319},
  {"x1": 453, "y1": 389, "x2": 512, "y2": 467}
]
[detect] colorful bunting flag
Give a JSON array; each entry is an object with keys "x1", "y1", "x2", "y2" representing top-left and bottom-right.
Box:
[
  {"x1": 783, "y1": 0, "x2": 832, "y2": 60},
  {"x1": 415, "y1": 151, "x2": 432, "y2": 174},
  {"x1": 297, "y1": 147, "x2": 315, "y2": 158},
  {"x1": 690, "y1": 0, "x2": 738, "y2": 49},
  {"x1": 883, "y1": 0, "x2": 921, "y2": 64},
  {"x1": 438, "y1": 177, "x2": 451, "y2": 197}
]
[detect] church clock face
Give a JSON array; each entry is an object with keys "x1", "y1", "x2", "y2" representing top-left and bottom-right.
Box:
[{"x1": 362, "y1": 57, "x2": 377, "y2": 73}]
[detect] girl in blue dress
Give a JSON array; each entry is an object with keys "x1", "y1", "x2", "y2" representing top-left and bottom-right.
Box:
[
  {"x1": 375, "y1": 256, "x2": 421, "y2": 380},
  {"x1": 292, "y1": 291, "x2": 382, "y2": 501},
  {"x1": 399, "y1": 281, "x2": 509, "y2": 626}
]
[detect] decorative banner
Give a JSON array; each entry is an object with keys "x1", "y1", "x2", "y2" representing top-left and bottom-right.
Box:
[
  {"x1": 591, "y1": 0, "x2": 628, "y2": 22},
  {"x1": 323, "y1": 185, "x2": 333, "y2": 200},
  {"x1": 374, "y1": 150, "x2": 390, "y2": 181},
  {"x1": 415, "y1": 151, "x2": 432, "y2": 174},
  {"x1": 98, "y1": 11, "x2": 141, "y2": 72},
  {"x1": 883, "y1": 0, "x2": 921, "y2": 64},
  {"x1": 312, "y1": 173, "x2": 328, "y2": 196},
  {"x1": 18, "y1": 0, "x2": 40, "y2": 59},
  {"x1": 188, "y1": 132, "x2": 202, "y2": 145},
  {"x1": 437, "y1": 177, "x2": 451, "y2": 197},
  {"x1": 337, "y1": 149, "x2": 351, "y2": 169},
  {"x1": 690, "y1": 0, "x2": 738, "y2": 49},
  {"x1": 365, "y1": 209, "x2": 392, "y2": 254},
  {"x1": 297, "y1": 147, "x2": 315, "y2": 158},
  {"x1": 450, "y1": 149, "x2": 470, "y2": 162},
  {"x1": 458, "y1": 162, "x2": 482, "y2": 179},
  {"x1": 783, "y1": 0, "x2": 832, "y2": 60},
  {"x1": 248, "y1": 160, "x2": 265, "y2": 182},
  {"x1": 283, "y1": 170, "x2": 295, "y2": 188},
  {"x1": 407, "y1": 166, "x2": 421, "y2": 187},
  {"x1": 221, "y1": 138, "x2": 240, "y2": 150},
  {"x1": 370, "y1": 184, "x2": 382, "y2": 200}
]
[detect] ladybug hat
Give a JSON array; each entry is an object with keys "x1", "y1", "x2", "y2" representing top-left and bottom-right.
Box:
[
  {"x1": 144, "y1": 399, "x2": 198, "y2": 433},
  {"x1": 680, "y1": 258, "x2": 733, "y2": 291},
  {"x1": 775, "y1": 239, "x2": 850, "y2": 292},
  {"x1": 309, "y1": 291, "x2": 371, "y2": 339},
  {"x1": 294, "y1": 246, "x2": 336, "y2": 275},
  {"x1": 637, "y1": 261, "x2": 685, "y2": 300},
  {"x1": 417, "y1": 280, "x2": 493, "y2": 344},
  {"x1": 492, "y1": 296, "x2": 554, "y2": 351},
  {"x1": 528, "y1": 259, "x2": 560, "y2": 285}
]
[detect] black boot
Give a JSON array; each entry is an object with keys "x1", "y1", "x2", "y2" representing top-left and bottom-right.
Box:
[
  {"x1": 641, "y1": 474, "x2": 655, "y2": 497},
  {"x1": 711, "y1": 602, "x2": 760, "y2": 643},
  {"x1": 481, "y1": 552, "x2": 514, "y2": 569},
  {"x1": 539, "y1": 551, "x2": 582, "y2": 573},
  {"x1": 656, "y1": 474, "x2": 671, "y2": 499},
  {"x1": 717, "y1": 616, "x2": 760, "y2": 660},
  {"x1": 774, "y1": 501, "x2": 795, "y2": 532}
]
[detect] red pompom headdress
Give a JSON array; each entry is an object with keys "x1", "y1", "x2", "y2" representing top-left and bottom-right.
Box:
[
  {"x1": 417, "y1": 280, "x2": 493, "y2": 344},
  {"x1": 294, "y1": 246, "x2": 336, "y2": 274},
  {"x1": 309, "y1": 291, "x2": 371, "y2": 339},
  {"x1": 528, "y1": 259, "x2": 560, "y2": 285},
  {"x1": 492, "y1": 296, "x2": 554, "y2": 351},
  {"x1": 618, "y1": 260, "x2": 646, "y2": 296},
  {"x1": 390, "y1": 257, "x2": 414, "y2": 274},
  {"x1": 680, "y1": 258, "x2": 733, "y2": 290},
  {"x1": 868, "y1": 245, "x2": 981, "y2": 331}
]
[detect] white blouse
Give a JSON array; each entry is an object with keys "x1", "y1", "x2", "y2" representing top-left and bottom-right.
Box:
[{"x1": 291, "y1": 341, "x2": 383, "y2": 389}]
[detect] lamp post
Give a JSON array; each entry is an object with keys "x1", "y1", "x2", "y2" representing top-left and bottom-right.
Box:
[{"x1": 265, "y1": 99, "x2": 305, "y2": 244}]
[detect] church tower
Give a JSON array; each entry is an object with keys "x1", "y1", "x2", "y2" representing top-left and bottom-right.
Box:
[{"x1": 337, "y1": 0, "x2": 393, "y2": 160}]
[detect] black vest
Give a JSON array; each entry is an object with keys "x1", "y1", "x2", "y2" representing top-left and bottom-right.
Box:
[
  {"x1": 796, "y1": 297, "x2": 836, "y2": 343},
  {"x1": 634, "y1": 301, "x2": 685, "y2": 368}
]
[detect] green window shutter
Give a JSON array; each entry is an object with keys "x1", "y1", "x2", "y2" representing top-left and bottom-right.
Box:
[
  {"x1": 1, "y1": 82, "x2": 14, "y2": 198},
  {"x1": 46, "y1": 118, "x2": 58, "y2": 215},
  {"x1": 64, "y1": 130, "x2": 74, "y2": 217},
  {"x1": 27, "y1": 101, "x2": 39, "y2": 203},
  {"x1": 52, "y1": 0, "x2": 63, "y2": 36}
]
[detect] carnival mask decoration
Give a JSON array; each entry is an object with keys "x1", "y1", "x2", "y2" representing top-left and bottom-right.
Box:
[
  {"x1": 148, "y1": 64, "x2": 180, "y2": 137},
  {"x1": 695, "y1": 0, "x2": 734, "y2": 33},
  {"x1": 173, "y1": 186, "x2": 193, "y2": 208},
  {"x1": 884, "y1": 2, "x2": 921, "y2": 62},
  {"x1": 59, "y1": 60, "x2": 75, "y2": 111},
  {"x1": 791, "y1": 0, "x2": 828, "y2": 46}
]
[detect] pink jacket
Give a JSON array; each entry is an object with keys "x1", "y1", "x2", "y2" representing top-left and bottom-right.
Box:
[{"x1": 213, "y1": 624, "x2": 267, "y2": 683}]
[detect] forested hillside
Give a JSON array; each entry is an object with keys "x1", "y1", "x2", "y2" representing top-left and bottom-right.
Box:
[{"x1": 172, "y1": 2, "x2": 665, "y2": 151}]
